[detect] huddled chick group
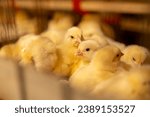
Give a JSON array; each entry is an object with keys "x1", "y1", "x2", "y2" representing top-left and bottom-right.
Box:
[{"x1": 0, "y1": 12, "x2": 150, "y2": 100}]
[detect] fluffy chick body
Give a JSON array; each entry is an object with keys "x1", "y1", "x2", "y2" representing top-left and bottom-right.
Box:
[
  {"x1": 52, "y1": 27, "x2": 83, "y2": 78},
  {"x1": 92, "y1": 65, "x2": 150, "y2": 99},
  {"x1": 20, "y1": 36, "x2": 57, "y2": 73},
  {"x1": 70, "y1": 39, "x2": 102, "y2": 75},
  {"x1": 69, "y1": 45, "x2": 122, "y2": 94},
  {"x1": 0, "y1": 43, "x2": 20, "y2": 61}
]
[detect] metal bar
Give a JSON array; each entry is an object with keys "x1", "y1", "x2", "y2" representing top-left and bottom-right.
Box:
[{"x1": 1, "y1": 0, "x2": 149, "y2": 14}]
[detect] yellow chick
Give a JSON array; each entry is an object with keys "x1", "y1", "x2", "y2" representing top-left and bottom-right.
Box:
[
  {"x1": 79, "y1": 19, "x2": 125, "y2": 51},
  {"x1": 0, "y1": 34, "x2": 39, "y2": 62},
  {"x1": 53, "y1": 27, "x2": 83, "y2": 78},
  {"x1": 17, "y1": 34, "x2": 39, "y2": 49},
  {"x1": 48, "y1": 12, "x2": 73, "y2": 31},
  {"x1": 69, "y1": 45, "x2": 123, "y2": 94},
  {"x1": 121, "y1": 45, "x2": 150, "y2": 67},
  {"x1": 41, "y1": 12, "x2": 74, "y2": 45},
  {"x1": 20, "y1": 36, "x2": 57, "y2": 73},
  {"x1": 15, "y1": 11, "x2": 36, "y2": 35},
  {"x1": 70, "y1": 39, "x2": 101, "y2": 75},
  {"x1": 0, "y1": 43, "x2": 20, "y2": 61},
  {"x1": 41, "y1": 29, "x2": 64, "y2": 45},
  {"x1": 92, "y1": 65, "x2": 150, "y2": 100},
  {"x1": 79, "y1": 14, "x2": 104, "y2": 38},
  {"x1": 79, "y1": 21, "x2": 103, "y2": 37}
]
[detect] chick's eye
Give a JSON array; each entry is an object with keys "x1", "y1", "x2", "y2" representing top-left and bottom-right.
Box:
[
  {"x1": 133, "y1": 57, "x2": 136, "y2": 61},
  {"x1": 86, "y1": 48, "x2": 90, "y2": 51},
  {"x1": 116, "y1": 54, "x2": 120, "y2": 57},
  {"x1": 70, "y1": 36, "x2": 74, "y2": 39}
]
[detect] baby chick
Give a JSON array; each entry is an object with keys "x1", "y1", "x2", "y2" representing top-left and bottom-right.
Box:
[
  {"x1": 0, "y1": 43, "x2": 20, "y2": 61},
  {"x1": 79, "y1": 21, "x2": 103, "y2": 37},
  {"x1": 78, "y1": 14, "x2": 103, "y2": 37},
  {"x1": 15, "y1": 11, "x2": 36, "y2": 35},
  {"x1": 92, "y1": 65, "x2": 150, "y2": 100},
  {"x1": 17, "y1": 34, "x2": 39, "y2": 49},
  {"x1": 48, "y1": 12, "x2": 73, "y2": 31},
  {"x1": 0, "y1": 34, "x2": 38, "y2": 62},
  {"x1": 53, "y1": 27, "x2": 83, "y2": 78},
  {"x1": 42, "y1": 12, "x2": 74, "y2": 45},
  {"x1": 20, "y1": 36, "x2": 57, "y2": 73},
  {"x1": 69, "y1": 45, "x2": 123, "y2": 94},
  {"x1": 71, "y1": 39, "x2": 101, "y2": 75},
  {"x1": 41, "y1": 29, "x2": 64, "y2": 45},
  {"x1": 121, "y1": 45, "x2": 150, "y2": 67}
]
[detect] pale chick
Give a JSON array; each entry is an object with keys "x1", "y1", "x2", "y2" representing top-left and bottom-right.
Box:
[
  {"x1": 0, "y1": 43, "x2": 20, "y2": 61},
  {"x1": 121, "y1": 45, "x2": 150, "y2": 67},
  {"x1": 79, "y1": 22, "x2": 108, "y2": 47},
  {"x1": 92, "y1": 65, "x2": 150, "y2": 100},
  {"x1": 79, "y1": 21, "x2": 104, "y2": 37},
  {"x1": 0, "y1": 34, "x2": 39, "y2": 61},
  {"x1": 79, "y1": 22, "x2": 125, "y2": 51},
  {"x1": 20, "y1": 36, "x2": 57, "y2": 73},
  {"x1": 79, "y1": 13, "x2": 125, "y2": 51},
  {"x1": 41, "y1": 12, "x2": 74, "y2": 45},
  {"x1": 41, "y1": 29, "x2": 64, "y2": 45},
  {"x1": 78, "y1": 14, "x2": 103, "y2": 36},
  {"x1": 53, "y1": 27, "x2": 83, "y2": 78},
  {"x1": 70, "y1": 40, "x2": 101, "y2": 75},
  {"x1": 48, "y1": 12, "x2": 74, "y2": 31},
  {"x1": 15, "y1": 11, "x2": 36, "y2": 35},
  {"x1": 69, "y1": 45, "x2": 123, "y2": 94},
  {"x1": 17, "y1": 34, "x2": 39, "y2": 50}
]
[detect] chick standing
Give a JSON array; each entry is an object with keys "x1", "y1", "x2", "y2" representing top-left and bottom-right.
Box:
[{"x1": 69, "y1": 45, "x2": 123, "y2": 94}]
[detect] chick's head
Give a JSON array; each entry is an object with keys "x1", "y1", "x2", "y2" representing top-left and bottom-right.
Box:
[
  {"x1": 64, "y1": 27, "x2": 83, "y2": 47},
  {"x1": 121, "y1": 45, "x2": 149, "y2": 67},
  {"x1": 92, "y1": 45, "x2": 123, "y2": 71},
  {"x1": 76, "y1": 40, "x2": 100, "y2": 62}
]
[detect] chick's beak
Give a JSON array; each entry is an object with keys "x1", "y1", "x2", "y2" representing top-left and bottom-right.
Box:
[
  {"x1": 113, "y1": 52, "x2": 124, "y2": 62},
  {"x1": 74, "y1": 39, "x2": 81, "y2": 47},
  {"x1": 75, "y1": 50, "x2": 83, "y2": 56},
  {"x1": 120, "y1": 52, "x2": 124, "y2": 57}
]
